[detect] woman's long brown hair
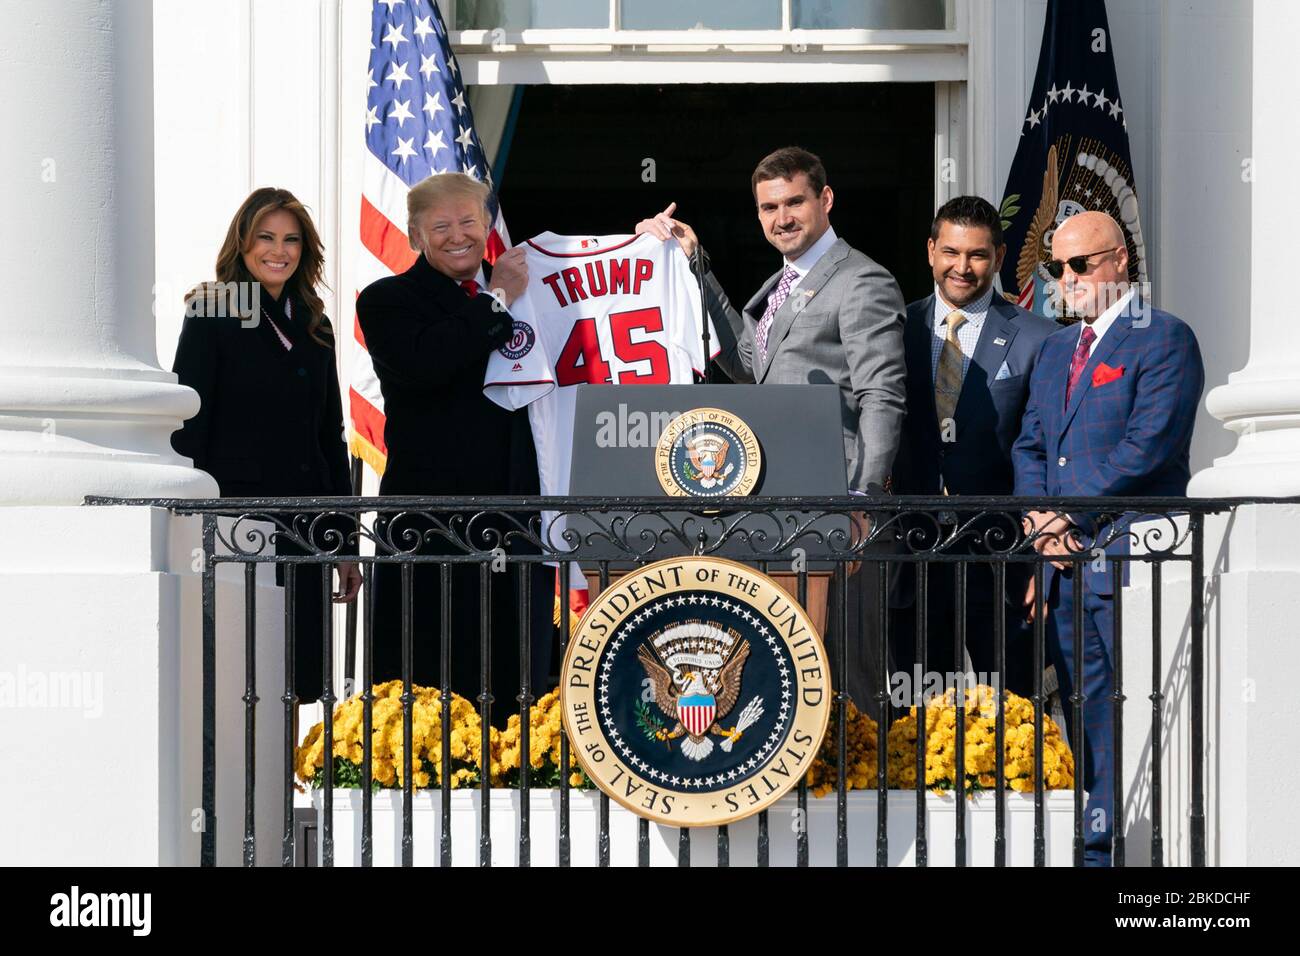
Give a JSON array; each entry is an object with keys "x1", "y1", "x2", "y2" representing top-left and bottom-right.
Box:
[{"x1": 186, "y1": 187, "x2": 332, "y2": 346}]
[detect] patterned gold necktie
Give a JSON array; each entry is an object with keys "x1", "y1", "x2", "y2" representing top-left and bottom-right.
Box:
[{"x1": 934, "y1": 310, "x2": 967, "y2": 426}]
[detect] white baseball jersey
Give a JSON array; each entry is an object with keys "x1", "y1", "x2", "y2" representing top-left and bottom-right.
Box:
[{"x1": 484, "y1": 232, "x2": 716, "y2": 523}]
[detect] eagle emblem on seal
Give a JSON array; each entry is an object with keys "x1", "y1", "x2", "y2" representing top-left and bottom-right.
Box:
[
  {"x1": 635, "y1": 621, "x2": 765, "y2": 761},
  {"x1": 684, "y1": 432, "x2": 733, "y2": 489}
]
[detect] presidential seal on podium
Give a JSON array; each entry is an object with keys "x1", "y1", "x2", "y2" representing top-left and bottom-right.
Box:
[
  {"x1": 561, "y1": 557, "x2": 831, "y2": 826},
  {"x1": 654, "y1": 407, "x2": 762, "y2": 498}
]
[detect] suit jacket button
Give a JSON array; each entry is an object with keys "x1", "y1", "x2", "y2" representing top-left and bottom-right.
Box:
[
  {"x1": 300, "y1": 463, "x2": 311, "y2": 473},
  {"x1": 297, "y1": 367, "x2": 307, "y2": 377},
  {"x1": 1057, "y1": 456, "x2": 1067, "y2": 466}
]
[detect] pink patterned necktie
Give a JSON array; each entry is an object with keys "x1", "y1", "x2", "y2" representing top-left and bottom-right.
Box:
[
  {"x1": 1065, "y1": 324, "x2": 1097, "y2": 406},
  {"x1": 756, "y1": 265, "x2": 799, "y2": 365}
]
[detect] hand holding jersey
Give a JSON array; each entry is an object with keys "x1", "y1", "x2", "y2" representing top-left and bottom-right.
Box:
[
  {"x1": 483, "y1": 231, "x2": 719, "y2": 554},
  {"x1": 636, "y1": 201, "x2": 699, "y2": 258},
  {"x1": 487, "y1": 245, "x2": 529, "y2": 306}
]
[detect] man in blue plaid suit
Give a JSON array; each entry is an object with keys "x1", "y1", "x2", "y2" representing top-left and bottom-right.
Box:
[{"x1": 1011, "y1": 211, "x2": 1204, "y2": 866}]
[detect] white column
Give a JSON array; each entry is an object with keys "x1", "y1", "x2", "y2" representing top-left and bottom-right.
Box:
[
  {"x1": 1189, "y1": 0, "x2": 1300, "y2": 496},
  {"x1": 0, "y1": 0, "x2": 216, "y2": 505},
  {"x1": 0, "y1": 1, "x2": 271, "y2": 868},
  {"x1": 1163, "y1": 0, "x2": 1300, "y2": 867}
]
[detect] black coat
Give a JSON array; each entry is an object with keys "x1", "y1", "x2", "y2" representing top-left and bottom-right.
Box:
[
  {"x1": 356, "y1": 253, "x2": 537, "y2": 496},
  {"x1": 171, "y1": 290, "x2": 354, "y2": 702},
  {"x1": 357, "y1": 254, "x2": 552, "y2": 725},
  {"x1": 171, "y1": 291, "x2": 352, "y2": 498}
]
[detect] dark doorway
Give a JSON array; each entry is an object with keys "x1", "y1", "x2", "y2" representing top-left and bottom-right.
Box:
[{"x1": 498, "y1": 82, "x2": 937, "y2": 316}]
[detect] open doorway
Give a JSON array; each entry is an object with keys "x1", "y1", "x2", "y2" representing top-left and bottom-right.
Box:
[{"x1": 497, "y1": 82, "x2": 937, "y2": 312}]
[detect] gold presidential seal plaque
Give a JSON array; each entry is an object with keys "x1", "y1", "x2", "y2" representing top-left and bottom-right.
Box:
[
  {"x1": 561, "y1": 556, "x2": 831, "y2": 827},
  {"x1": 654, "y1": 407, "x2": 762, "y2": 498}
]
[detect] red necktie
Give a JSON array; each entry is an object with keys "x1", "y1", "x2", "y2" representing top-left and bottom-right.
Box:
[
  {"x1": 1065, "y1": 324, "x2": 1097, "y2": 406},
  {"x1": 460, "y1": 279, "x2": 479, "y2": 297}
]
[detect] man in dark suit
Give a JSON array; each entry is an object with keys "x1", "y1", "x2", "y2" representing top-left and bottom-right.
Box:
[
  {"x1": 1013, "y1": 211, "x2": 1204, "y2": 865},
  {"x1": 357, "y1": 172, "x2": 552, "y2": 726},
  {"x1": 891, "y1": 196, "x2": 1057, "y2": 702},
  {"x1": 636, "y1": 147, "x2": 907, "y2": 719}
]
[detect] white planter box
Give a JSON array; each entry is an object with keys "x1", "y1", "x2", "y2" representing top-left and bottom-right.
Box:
[{"x1": 314, "y1": 788, "x2": 1077, "y2": 866}]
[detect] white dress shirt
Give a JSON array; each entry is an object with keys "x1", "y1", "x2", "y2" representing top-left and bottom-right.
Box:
[
  {"x1": 784, "y1": 225, "x2": 838, "y2": 286},
  {"x1": 930, "y1": 284, "x2": 993, "y2": 380},
  {"x1": 1077, "y1": 285, "x2": 1134, "y2": 357}
]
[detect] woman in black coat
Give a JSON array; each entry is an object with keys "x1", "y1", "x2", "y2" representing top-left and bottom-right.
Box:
[
  {"x1": 171, "y1": 187, "x2": 361, "y2": 703},
  {"x1": 356, "y1": 173, "x2": 552, "y2": 728}
]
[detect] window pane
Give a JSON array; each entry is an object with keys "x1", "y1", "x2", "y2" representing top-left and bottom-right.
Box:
[
  {"x1": 792, "y1": 0, "x2": 948, "y2": 30},
  {"x1": 620, "y1": 0, "x2": 782, "y2": 30},
  {"x1": 455, "y1": 0, "x2": 609, "y2": 31}
]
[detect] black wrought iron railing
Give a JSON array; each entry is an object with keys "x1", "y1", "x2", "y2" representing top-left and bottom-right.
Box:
[{"x1": 85, "y1": 494, "x2": 1290, "y2": 868}]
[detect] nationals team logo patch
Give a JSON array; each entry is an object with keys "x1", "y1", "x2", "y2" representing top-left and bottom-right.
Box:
[
  {"x1": 562, "y1": 557, "x2": 830, "y2": 827},
  {"x1": 654, "y1": 407, "x2": 762, "y2": 498},
  {"x1": 498, "y1": 319, "x2": 536, "y2": 360}
]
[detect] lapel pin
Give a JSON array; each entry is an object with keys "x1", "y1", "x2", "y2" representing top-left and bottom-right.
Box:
[{"x1": 993, "y1": 337, "x2": 1007, "y2": 346}]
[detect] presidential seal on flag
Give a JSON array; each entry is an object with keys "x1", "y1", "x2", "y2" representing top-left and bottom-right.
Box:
[
  {"x1": 997, "y1": 0, "x2": 1147, "y2": 320},
  {"x1": 562, "y1": 557, "x2": 830, "y2": 827}
]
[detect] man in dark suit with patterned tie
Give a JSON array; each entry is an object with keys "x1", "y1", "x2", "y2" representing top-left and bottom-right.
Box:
[
  {"x1": 891, "y1": 196, "x2": 1058, "y2": 701},
  {"x1": 1013, "y1": 210, "x2": 1204, "y2": 865}
]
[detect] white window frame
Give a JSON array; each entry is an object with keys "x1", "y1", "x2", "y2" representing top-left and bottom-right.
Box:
[
  {"x1": 438, "y1": 0, "x2": 998, "y2": 204},
  {"x1": 445, "y1": 0, "x2": 961, "y2": 48}
]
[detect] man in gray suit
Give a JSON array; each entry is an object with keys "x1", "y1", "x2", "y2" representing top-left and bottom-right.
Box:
[{"x1": 637, "y1": 146, "x2": 907, "y2": 717}]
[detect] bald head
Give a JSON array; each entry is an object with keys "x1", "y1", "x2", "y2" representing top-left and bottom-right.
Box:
[
  {"x1": 1055, "y1": 211, "x2": 1125, "y2": 250},
  {"x1": 1050, "y1": 211, "x2": 1129, "y2": 320}
]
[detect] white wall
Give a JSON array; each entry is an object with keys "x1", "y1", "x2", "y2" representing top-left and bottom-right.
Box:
[
  {"x1": 153, "y1": 0, "x2": 366, "y2": 372},
  {"x1": 983, "y1": 0, "x2": 1252, "y2": 474},
  {"x1": 0, "y1": 508, "x2": 286, "y2": 865}
]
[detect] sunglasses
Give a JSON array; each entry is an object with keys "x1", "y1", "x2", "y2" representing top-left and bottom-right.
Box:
[{"x1": 1044, "y1": 246, "x2": 1120, "y2": 280}]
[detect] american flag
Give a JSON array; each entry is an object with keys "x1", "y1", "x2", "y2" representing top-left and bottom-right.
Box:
[
  {"x1": 348, "y1": 0, "x2": 588, "y2": 617},
  {"x1": 348, "y1": 0, "x2": 508, "y2": 475}
]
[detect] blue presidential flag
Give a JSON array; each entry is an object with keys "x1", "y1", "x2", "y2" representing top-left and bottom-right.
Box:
[{"x1": 998, "y1": 0, "x2": 1146, "y2": 318}]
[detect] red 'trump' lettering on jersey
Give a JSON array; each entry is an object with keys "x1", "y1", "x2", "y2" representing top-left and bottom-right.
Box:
[{"x1": 541, "y1": 258, "x2": 656, "y2": 307}]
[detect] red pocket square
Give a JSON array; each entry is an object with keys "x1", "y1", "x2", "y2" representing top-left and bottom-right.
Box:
[{"x1": 1092, "y1": 363, "x2": 1125, "y2": 387}]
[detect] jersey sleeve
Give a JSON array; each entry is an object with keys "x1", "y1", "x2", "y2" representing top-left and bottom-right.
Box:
[
  {"x1": 667, "y1": 243, "x2": 720, "y2": 376},
  {"x1": 482, "y1": 291, "x2": 557, "y2": 410}
]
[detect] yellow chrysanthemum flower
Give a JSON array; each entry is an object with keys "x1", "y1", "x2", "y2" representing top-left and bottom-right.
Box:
[{"x1": 883, "y1": 686, "x2": 1072, "y2": 794}]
